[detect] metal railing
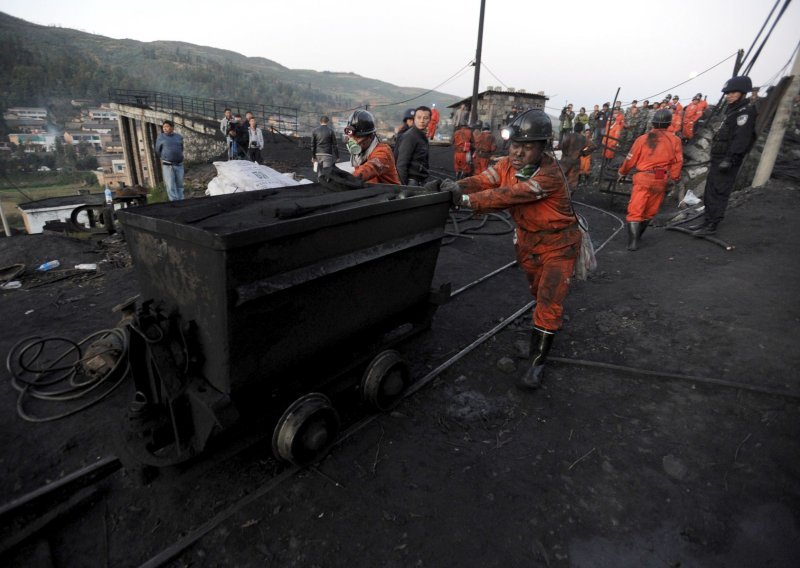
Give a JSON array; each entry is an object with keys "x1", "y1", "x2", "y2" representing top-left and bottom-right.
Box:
[{"x1": 108, "y1": 89, "x2": 299, "y2": 135}]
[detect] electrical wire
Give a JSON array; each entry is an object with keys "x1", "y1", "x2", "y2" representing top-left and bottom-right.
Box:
[
  {"x1": 479, "y1": 61, "x2": 509, "y2": 90},
  {"x1": 7, "y1": 328, "x2": 130, "y2": 422},
  {"x1": 741, "y1": 0, "x2": 794, "y2": 76},
  {"x1": 625, "y1": 51, "x2": 739, "y2": 105},
  {"x1": 741, "y1": 0, "x2": 782, "y2": 67},
  {"x1": 334, "y1": 63, "x2": 474, "y2": 113},
  {"x1": 760, "y1": 40, "x2": 800, "y2": 88},
  {"x1": 0, "y1": 171, "x2": 36, "y2": 203}
]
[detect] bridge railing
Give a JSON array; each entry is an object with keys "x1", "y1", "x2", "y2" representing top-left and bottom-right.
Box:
[{"x1": 108, "y1": 88, "x2": 299, "y2": 135}]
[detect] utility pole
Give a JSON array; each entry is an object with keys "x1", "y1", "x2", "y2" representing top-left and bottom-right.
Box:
[
  {"x1": 469, "y1": 0, "x2": 486, "y2": 126},
  {"x1": 752, "y1": 49, "x2": 800, "y2": 187},
  {"x1": 0, "y1": 198, "x2": 11, "y2": 237}
]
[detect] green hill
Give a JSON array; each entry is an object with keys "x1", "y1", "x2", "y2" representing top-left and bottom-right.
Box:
[{"x1": 0, "y1": 11, "x2": 459, "y2": 130}]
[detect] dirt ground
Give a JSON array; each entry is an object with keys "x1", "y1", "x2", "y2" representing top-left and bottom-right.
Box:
[{"x1": 1, "y1": 133, "x2": 799, "y2": 567}]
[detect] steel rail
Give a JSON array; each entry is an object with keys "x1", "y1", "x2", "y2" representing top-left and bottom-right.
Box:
[{"x1": 19, "y1": 199, "x2": 794, "y2": 568}]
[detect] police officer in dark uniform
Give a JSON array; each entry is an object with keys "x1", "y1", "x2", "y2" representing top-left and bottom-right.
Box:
[{"x1": 691, "y1": 76, "x2": 757, "y2": 236}]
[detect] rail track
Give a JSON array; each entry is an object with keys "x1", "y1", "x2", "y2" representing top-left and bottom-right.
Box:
[{"x1": 3, "y1": 199, "x2": 796, "y2": 567}]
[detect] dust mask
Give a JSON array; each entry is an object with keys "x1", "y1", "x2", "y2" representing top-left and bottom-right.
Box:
[{"x1": 346, "y1": 138, "x2": 362, "y2": 156}]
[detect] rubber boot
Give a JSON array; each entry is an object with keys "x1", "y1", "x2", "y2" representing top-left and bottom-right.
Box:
[
  {"x1": 693, "y1": 221, "x2": 717, "y2": 236},
  {"x1": 627, "y1": 222, "x2": 641, "y2": 251},
  {"x1": 639, "y1": 219, "x2": 650, "y2": 238},
  {"x1": 518, "y1": 328, "x2": 555, "y2": 389}
]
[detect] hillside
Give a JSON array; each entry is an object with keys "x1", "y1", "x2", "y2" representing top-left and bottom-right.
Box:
[{"x1": 0, "y1": 12, "x2": 459, "y2": 128}]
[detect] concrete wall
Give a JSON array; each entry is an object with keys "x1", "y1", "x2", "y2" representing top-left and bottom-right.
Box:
[{"x1": 110, "y1": 103, "x2": 226, "y2": 188}]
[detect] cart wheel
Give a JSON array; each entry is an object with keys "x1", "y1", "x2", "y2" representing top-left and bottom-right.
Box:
[
  {"x1": 361, "y1": 350, "x2": 410, "y2": 411},
  {"x1": 272, "y1": 393, "x2": 340, "y2": 465}
]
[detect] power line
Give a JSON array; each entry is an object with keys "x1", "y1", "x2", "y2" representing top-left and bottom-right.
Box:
[
  {"x1": 479, "y1": 61, "x2": 508, "y2": 90},
  {"x1": 762, "y1": 40, "x2": 800, "y2": 87},
  {"x1": 742, "y1": 0, "x2": 794, "y2": 75},
  {"x1": 625, "y1": 51, "x2": 739, "y2": 104},
  {"x1": 371, "y1": 64, "x2": 474, "y2": 109}
]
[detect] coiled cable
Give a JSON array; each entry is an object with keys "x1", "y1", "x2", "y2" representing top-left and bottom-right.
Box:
[{"x1": 7, "y1": 328, "x2": 130, "y2": 423}]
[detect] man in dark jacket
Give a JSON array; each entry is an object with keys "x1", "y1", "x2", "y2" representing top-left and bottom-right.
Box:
[
  {"x1": 690, "y1": 76, "x2": 757, "y2": 236},
  {"x1": 395, "y1": 106, "x2": 431, "y2": 186},
  {"x1": 228, "y1": 113, "x2": 248, "y2": 159},
  {"x1": 594, "y1": 103, "x2": 610, "y2": 147},
  {"x1": 393, "y1": 108, "x2": 416, "y2": 159},
  {"x1": 311, "y1": 116, "x2": 340, "y2": 177}
]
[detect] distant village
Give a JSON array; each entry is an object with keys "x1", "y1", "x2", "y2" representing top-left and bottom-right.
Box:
[{"x1": 2, "y1": 101, "x2": 127, "y2": 187}]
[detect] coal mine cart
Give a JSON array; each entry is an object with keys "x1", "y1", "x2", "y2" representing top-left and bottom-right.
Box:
[{"x1": 115, "y1": 184, "x2": 451, "y2": 467}]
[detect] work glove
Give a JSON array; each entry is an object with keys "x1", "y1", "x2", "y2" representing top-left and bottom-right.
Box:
[
  {"x1": 617, "y1": 173, "x2": 626, "y2": 183},
  {"x1": 440, "y1": 179, "x2": 465, "y2": 208},
  {"x1": 440, "y1": 179, "x2": 460, "y2": 193},
  {"x1": 423, "y1": 179, "x2": 442, "y2": 192},
  {"x1": 718, "y1": 159, "x2": 732, "y2": 173},
  {"x1": 318, "y1": 166, "x2": 365, "y2": 192}
]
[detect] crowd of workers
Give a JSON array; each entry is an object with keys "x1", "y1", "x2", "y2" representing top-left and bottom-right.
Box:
[
  {"x1": 558, "y1": 93, "x2": 710, "y2": 156},
  {"x1": 319, "y1": 74, "x2": 756, "y2": 391},
  {"x1": 158, "y1": 75, "x2": 758, "y2": 392}
]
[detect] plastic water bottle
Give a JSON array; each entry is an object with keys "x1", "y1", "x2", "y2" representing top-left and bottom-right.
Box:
[
  {"x1": 104, "y1": 186, "x2": 113, "y2": 204},
  {"x1": 37, "y1": 260, "x2": 60, "y2": 271}
]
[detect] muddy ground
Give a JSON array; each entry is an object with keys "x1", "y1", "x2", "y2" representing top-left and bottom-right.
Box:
[{"x1": 0, "y1": 134, "x2": 799, "y2": 567}]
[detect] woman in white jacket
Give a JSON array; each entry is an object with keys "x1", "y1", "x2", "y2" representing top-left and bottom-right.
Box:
[{"x1": 247, "y1": 118, "x2": 264, "y2": 163}]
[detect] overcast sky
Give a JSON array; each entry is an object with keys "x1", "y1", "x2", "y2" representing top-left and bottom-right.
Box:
[{"x1": 3, "y1": 0, "x2": 799, "y2": 112}]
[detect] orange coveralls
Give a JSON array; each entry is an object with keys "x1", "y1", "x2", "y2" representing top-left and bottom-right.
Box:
[
  {"x1": 667, "y1": 102, "x2": 684, "y2": 134},
  {"x1": 427, "y1": 107, "x2": 440, "y2": 140},
  {"x1": 618, "y1": 130, "x2": 683, "y2": 222},
  {"x1": 459, "y1": 154, "x2": 581, "y2": 331},
  {"x1": 580, "y1": 133, "x2": 596, "y2": 175},
  {"x1": 602, "y1": 115, "x2": 624, "y2": 159},
  {"x1": 353, "y1": 142, "x2": 401, "y2": 184},
  {"x1": 681, "y1": 100, "x2": 708, "y2": 140},
  {"x1": 558, "y1": 132, "x2": 585, "y2": 188},
  {"x1": 452, "y1": 127, "x2": 473, "y2": 177},
  {"x1": 472, "y1": 131, "x2": 497, "y2": 175}
]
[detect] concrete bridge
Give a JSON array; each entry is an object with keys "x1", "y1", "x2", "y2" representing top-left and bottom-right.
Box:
[{"x1": 108, "y1": 89, "x2": 299, "y2": 189}]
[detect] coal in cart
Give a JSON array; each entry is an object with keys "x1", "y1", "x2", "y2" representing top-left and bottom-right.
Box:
[{"x1": 115, "y1": 184, "x2": 452, "y2": 466}]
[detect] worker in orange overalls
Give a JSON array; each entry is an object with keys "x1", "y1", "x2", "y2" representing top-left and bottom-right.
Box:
[
  {"x1": 427, "y1": 103, "x2": 440, "y2": 140},
  {"x1": 578, "y1": 125, "x2": 596, "y2": 186},
  {"x1": 441, "y1": 109, "x2": 581, "y2": 389},
  {"x1": 617, "y1": 108, "x2": 683, "y2": 251},
  {"x1": 681, "y1": 93, "x2": 707, "y2": 140},
  {"x1": 602, "y1": 109, "x2": 624, "y2": 159},
  {"x1": 558, "y1": 122, "x2": 587, "y2": 189},
  {"x1": 452, "y1": 122, "x2": 474, "y2": 179},
  {"x1": 344, "y1": 110, "x2": 400, "y2": 184},
  {"x1": 667, "y1": 95, "x2": 684, "y2": 136},
  {"x1": 472, "y1": 122, "x2": 497, "y2": 175}
]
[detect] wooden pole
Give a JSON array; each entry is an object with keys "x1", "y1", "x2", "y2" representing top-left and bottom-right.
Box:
[
  {"x1": 752, "y1": 50, "x2": 800, "y2": 187},
  {"x1": 469, "y1": 0, "x2": 486, "y2": 126},
  {"x1": 0, "y1": 197, "x2": 11, "y2": 237}
]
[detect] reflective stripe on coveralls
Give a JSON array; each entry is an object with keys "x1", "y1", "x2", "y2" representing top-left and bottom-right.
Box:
[
  {"x1": 458, "y1": 154, "x2": 581, "y2": 331},
  {"x1": 472, "y1": 131, "x2": 496, "y2": 175},
  {"x1": 453, "y1": 128, "x2": 473, "y2": 175}
]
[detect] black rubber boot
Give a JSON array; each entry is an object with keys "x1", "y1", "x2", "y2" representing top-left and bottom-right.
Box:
[
  {"x1": 639, "y1": 219, "x2": 650, "y2": 237},
  {"x1": 518, "y1": 328, "x2": 555, "y2": 389},
  {"x1": 627, "y1": 222, "x2": 641, "y2": 251},
  {"x1": 692, "y1": 221, "x2": 717, "y2": 236}
]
